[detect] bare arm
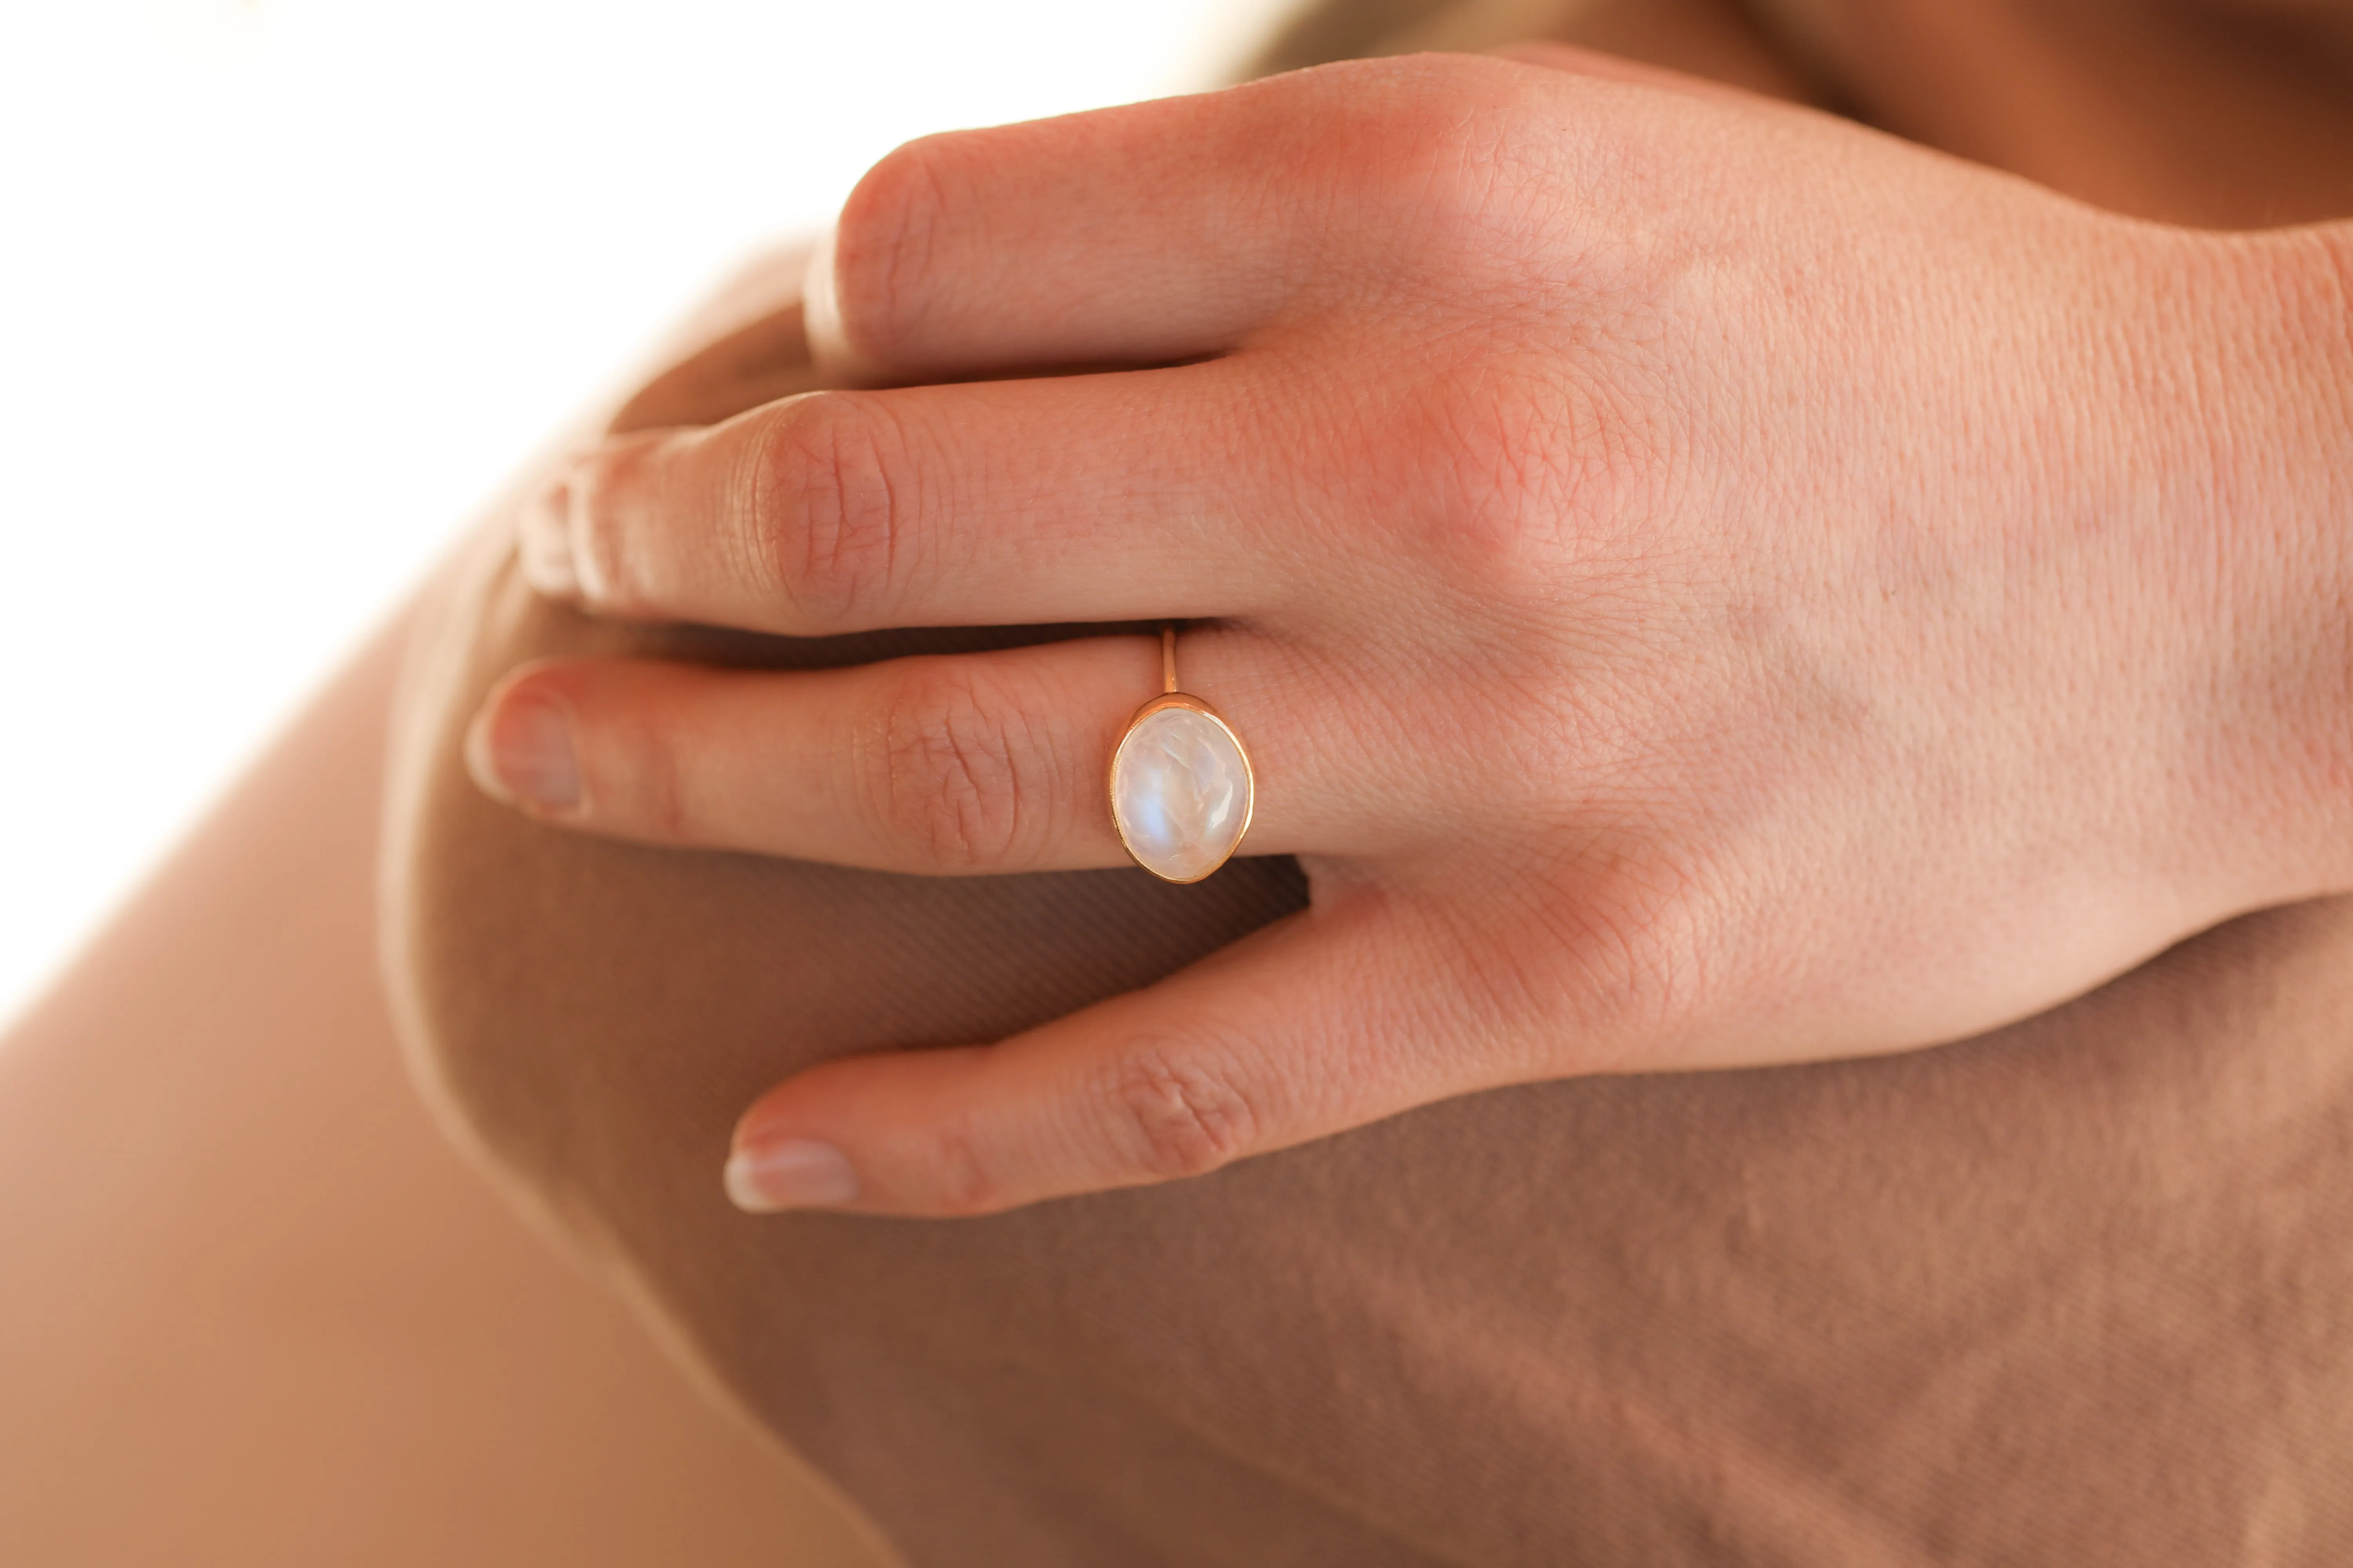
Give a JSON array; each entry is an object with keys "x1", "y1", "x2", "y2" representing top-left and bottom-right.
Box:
[{"x1": 0, "y1": 601, "x2": 890, "y2": 1566}]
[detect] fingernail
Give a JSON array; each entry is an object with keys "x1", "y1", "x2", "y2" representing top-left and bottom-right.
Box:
[
  {"x1": 465, "y1": 690, "x2": 582, "y2": 812},
  {"x1": 517, "y1": 475, "x2": 577, "y2": 596},
  {"x1": 724, "y1": 1136, "x2": 860, "y2": 1211}
]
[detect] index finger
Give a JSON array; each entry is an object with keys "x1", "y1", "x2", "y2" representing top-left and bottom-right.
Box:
[{"x1": 808, "y1": 54, "x2": 1547, "y2": 381}]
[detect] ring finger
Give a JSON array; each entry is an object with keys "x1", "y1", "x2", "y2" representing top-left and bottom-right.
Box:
[{"x1": 464, "y1": 632, "x2": 1382, "y2": 876}]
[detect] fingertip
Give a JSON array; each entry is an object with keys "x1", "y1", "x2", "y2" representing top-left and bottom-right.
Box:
[
  {"x1": 728, "y1": 1045, "x2": 1021, "y2": 1217},
  {"x1": 801, "y1": 226, "x2": 886, "y2": 386},
  {"x1": 465, "y1": 670, "x2": 584, "y2": 815},
  {"x1": 721, "y1": 1151, "x2": 772, "y2": 1212},
  {"x1": 723, "y1": 1133, "x2": 862, "y2": 1212},
  {"x1": 461, "y1": 702, "x2": 510, "y2": 806}
]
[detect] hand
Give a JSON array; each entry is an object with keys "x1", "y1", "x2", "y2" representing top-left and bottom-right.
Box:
[{"x1": 468, "y1": 51, "x2": 2353, "y2": 1216}]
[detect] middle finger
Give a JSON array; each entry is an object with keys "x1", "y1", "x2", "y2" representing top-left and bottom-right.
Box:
[{"x1": 521, "y1": 360, "x2": 1307, "y2": 635}]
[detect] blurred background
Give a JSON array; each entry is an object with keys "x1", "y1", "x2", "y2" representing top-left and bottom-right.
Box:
[{"x1": 0, "y1": 0, "x2": 1287, "y2": 1028}]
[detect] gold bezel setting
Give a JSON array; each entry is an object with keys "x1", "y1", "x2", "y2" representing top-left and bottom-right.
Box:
[{"x1": 1106, "y1": 630, "x2": 1255, "y2": 884}]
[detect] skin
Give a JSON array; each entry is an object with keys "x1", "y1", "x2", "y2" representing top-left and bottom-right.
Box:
[
  {"x1": 0, "y1": 608, "x2": 893, "y2": 1566},
  {"x1": 463, "y1": 43, "x2": 2353, "y2": 1217},
  {"x1": 11, "y1": 3, "x2": 2347, "y2": 1560}
]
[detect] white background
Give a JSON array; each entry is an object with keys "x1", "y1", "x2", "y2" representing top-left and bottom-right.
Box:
[{"x1": 0, "y1": 0, "x2": 1287, "y2": 1029}]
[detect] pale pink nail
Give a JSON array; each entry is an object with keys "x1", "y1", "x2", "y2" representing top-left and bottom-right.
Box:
[
  {"x1": 466, "y1": 690, "x2": 581, "y2": 812},
  {"x1": 724, "y1": 1137, "x2": 860, "y2": 1211}
]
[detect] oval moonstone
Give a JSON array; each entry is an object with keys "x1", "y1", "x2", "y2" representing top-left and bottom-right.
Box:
[{"x1": 1111, "y1": 705, "x2": 1251, "y2": 882}]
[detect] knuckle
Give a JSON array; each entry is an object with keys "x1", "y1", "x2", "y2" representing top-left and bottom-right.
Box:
[
  {"x1": 1492, "y1": 859, "x2": 1720, "y2": 1071},
  {"x1": 1339, "y1": 74, "x2": 1549, "y2": 270},
  {"x1": 1436, "y1": 369, "x2": 1574, "y2": 538},
  {"x1": 1102, "y1": 1040, "x2": 1260, "y2": 1182},
  {"x1": 1386, "y1": 360, "x2": 1653, "y2": 599},
  {"x1": 870, "y1": 662, "x2": 1035, "y2": 869},
  {"x1": 1583, "y1": 882, "x2": 1714, "y2": 1046},
  {"x1": 926, "y1": 1114, "x2": 1005, "y2": 1217},
  {"x1": 750, "y1": 392, "x2": 913, "y2": 627},
  {"x1": 1390, "y1": 116, "x2": 1515, "y2": 241},
  {"x1": 587, "y1": 696, "x2": 693, "y2": 841}
]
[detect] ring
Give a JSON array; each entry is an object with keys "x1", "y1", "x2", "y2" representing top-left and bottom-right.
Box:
[{"x1": 1108, "y1": 626, "x2": 1255, "y2": 883}]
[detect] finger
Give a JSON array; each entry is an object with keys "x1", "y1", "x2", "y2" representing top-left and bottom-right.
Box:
[
  {"x1": 718, "y1": 897, "x2": 1501, "y2": 1216},
  {"x1": 466, "y1": 639, "x2": 1135, "y2": 874},
  {"x1": 806, "y1": 87, "x2": 1311, "y2": 382},
  {"x1": 804, "y1": 56, "x2": 1532, "y2": 381},
  {"x1": 464, "y1": 633, "x2": 1370, "y2": 873},
  {"x1": 519, "y1": 362, "x2": 1299, "y2": 634}
]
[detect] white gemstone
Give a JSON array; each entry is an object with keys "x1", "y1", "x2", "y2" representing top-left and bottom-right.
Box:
[{"x1": 1112, "y1": 705, "x2": 1251, "y2": 882}]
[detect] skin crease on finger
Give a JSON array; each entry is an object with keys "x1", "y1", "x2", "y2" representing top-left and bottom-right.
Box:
[{"x1": 468, "y1": 35, "x2": 2353, "y2": 1215}]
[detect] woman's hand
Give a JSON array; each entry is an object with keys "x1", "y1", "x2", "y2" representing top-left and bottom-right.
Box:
[{"x1": 469, "y1": 51, "x2": 2353, "y2": 1216}]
